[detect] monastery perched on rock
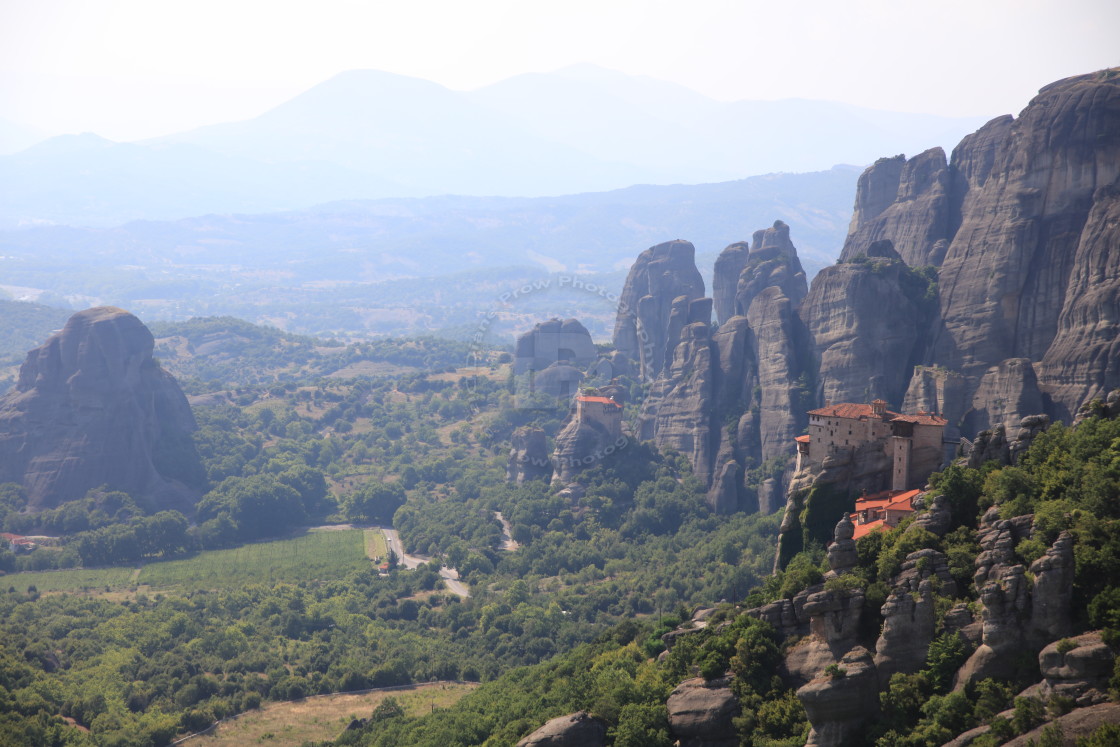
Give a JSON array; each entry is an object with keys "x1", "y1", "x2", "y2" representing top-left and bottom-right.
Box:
[{"x1": 795, "y1": 399, "x2": 947, "y2": 492}]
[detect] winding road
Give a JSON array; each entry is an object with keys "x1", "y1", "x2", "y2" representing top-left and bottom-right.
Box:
[
  {"x1": 378, "y1": 514, "x2": 519, "y2": 600},
  {"x1": 380, "y1": 527, "x2": 470, "y2": 598}
]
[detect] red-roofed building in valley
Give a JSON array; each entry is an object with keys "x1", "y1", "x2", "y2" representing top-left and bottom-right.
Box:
[
  {"x1": 575, "y1": 393, "x2": 622, "y2": 439},
  {"x1": 794, "y1": 399, "x2": 947, "y2": 491},
  {"x1": 849, "y1": 489, "x2": 922, "y2": 539}
]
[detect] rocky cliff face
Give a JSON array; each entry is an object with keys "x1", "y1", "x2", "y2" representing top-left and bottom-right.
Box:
[
  {"x1": 612, "y1": 239, "x2": 705, "y2": 383},
  {"x1": 0, "y1": 307, "x2": 202, "y2": 513},
  {"x1": 508, "y1": 426, "x2": 552, "y2": 483},
  {"x1": 612, "y1": 70, "x2": 1120, "y2": 522},
  {"x1": 631, "y1": 223, "x2": 810, "y2": 512},
  {"x1": 840, "y1": 149, "x2": 954, "y2": 268},
  {"x1": 800, "y1": 239, "x2": 936, "y2": 409},
  {"x1": 841, "y1": 70, "x2": 1120, "y2": 427}
]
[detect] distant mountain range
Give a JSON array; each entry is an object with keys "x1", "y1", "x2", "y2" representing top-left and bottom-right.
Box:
[
  {"x1": 0, "y1": 65, "x2": 990, "y2": 228},
  {"x1": 0, "y1": 168, "x2": 859, "y2": 339}
]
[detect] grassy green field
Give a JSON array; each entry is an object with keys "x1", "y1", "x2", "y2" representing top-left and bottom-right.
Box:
[
  {"x1": 2, "y1": 529, "x2": 372, "y2": 594},
  {"x1": 140, "y1": 529, "x2": 369, "y2": 590}
]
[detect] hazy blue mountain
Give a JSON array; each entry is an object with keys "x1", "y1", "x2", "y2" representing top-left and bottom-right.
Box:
[
  {"x1": 0, "y1": 66, "x2": 989, "y2": 228},
  {"x1": 473, "y1": 64, "x2": 990, "y2": 178},
  {"x1": 155, "y1": 69, "x2": 666, "y2": 196},
  {"x1": 0, "y1": 132, "x2": 407, "y2": 228}
]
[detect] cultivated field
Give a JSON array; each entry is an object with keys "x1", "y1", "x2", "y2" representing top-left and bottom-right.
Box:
[
  {"x1": 141, "y1": 529, "x2": 370, "y2": 590},
  {"x1": 2, "y1": 529, "x2": 373, "y2": 594},
  {"x1": 193, "y1": 682, "x2": 477, "y2": 746},
  {"x1": 2, "y1": 566, "x2": 136, "y2": 594}
]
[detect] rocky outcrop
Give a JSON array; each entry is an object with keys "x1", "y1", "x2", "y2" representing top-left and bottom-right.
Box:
[
  {"x1": 612, "y1": 240, "x2": 705, "y2": 383},
  {"x1": 782, "y1": 586, "x2": 866, "y2": 686},
  {"x1": 840, "y1": 148, "x2": 954, "y2": 268},
  {"x1": 964, "y1": 414, "x2": 1053, "y2": 468},
  {"x1": 513, "y1": 318, "x2": 596, "y2": 376},
  {"x1": 1074, "y1": 388, "x2": 1120, "y2": 425},
  {"x1": 903, "y1": 365, "x2": 969, "y2": 443},
  {"x1": 626, "y1": 222, "x2": 811, "y2": 513},
  {"x1": 515, "y1": 711, "x2": 607, "y2": 747},
  {"x1": 927, "y1": 71, "x2": 1120, "y2": 421},
  {"x1": 666, "y1": 676, "x2": 739, "y2": 747},
  {"x1": 733, "y1": 221, "x2": 808, "y2": 317},
  {"x1": 0, "y1": 307, "x2": 202, "y2": 513},
  {"x1": 914, "y1": 494, "x2": 952, "y2": 536},
  {"x1": 550, "y1": 410, "x2": 625, "y2": 485},
  {"x1": 746, "y1": 585, "x2": 816, "y2": 641},
  {"x1": 797, "y1": 646, "x2": 879, "y2": 747},
  {"x1": 1004, "y1": 702, "x2": 1120, "y2": 746},
  {"x1": 513, "y1": 319, "x2": 596, "y2": 406},
  {"x1": 1036, "y1": 632, "x2": 1116, "y2": 707},
  {"x1": 644, "y1": 322, "x2": 718, "y2": 486},
  {"x1": 745, "y1": 285, "x2": 808, "y2": 463},
  {"x1": 507, "y1": 426, "x2": 551, "y2": 483},
  {"x1": 874, "y1": 579, "x2": 937, "y2": 683},
  {"x1": 800, "y1": 69, "x2": 1120, "y2": 471},
  {"x1": 825, "y1": 514, "x2": 857, "y2": 577},
  {"x1": 956, "y1": 517, "x2": 1075, "y2": 687},
  {"x1": 1029, "y1": 530, "x2": 1075, "y2": 645}
]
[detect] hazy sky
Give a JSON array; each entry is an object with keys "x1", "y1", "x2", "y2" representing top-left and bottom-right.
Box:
[{"x1": 2, "y1": 0, "x2": 1118, "y2": 141}]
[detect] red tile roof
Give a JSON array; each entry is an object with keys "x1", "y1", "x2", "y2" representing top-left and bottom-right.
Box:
[
  {"x1": 885, "y1": 489, "x2": 922, "y2": 511},
  {"x1": 807, "y1": 403, "x2": 900, "y2": 420},
  {"x1": 853, "y1": 520, "x2": 889, "y2": 540},
  {"x1": 892, "y1": 413, "x2": 948, "y2": 426},
  {"x1": 795, "y1": 435, "x2": 811, "y2": 443},
  {"x1": 578, "y1": 396, "x2": 617, "y2": 405}
]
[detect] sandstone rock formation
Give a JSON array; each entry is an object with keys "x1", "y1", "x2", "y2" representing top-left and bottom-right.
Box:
[
  {"x1": 514, "y1": 318, "x2": 596, "y2": 376},
  {"x1": 732, "y1": 221, "x2": 808, "y2": 318},
  {"x1": 824, "y1": 514, "x2": 857, "y2": 578},
  {"x1": 774, "y1": 71, "x2": 1120, "y2": 546},
  {"x1": 515, "y1": 711, "x2": 607, "y2": 747},
  {"x1": 551, "y1": 396, "x2": 626, "y2": 484},
  {"x1": 712, "y1": 241, "x2": 748, "y2": 326},
  {"x1": 612, "y1": 239, "x2": 705, "y2": 383},
  {"x1": 837, "y1": 70, "x2": 1120, "y2": 427},
  {"x1": 799, "y1": 239, "x2": 935, "y2": 409},
  {"x1": 666, "y1": 676, "x2": 739, "y2": 747},
  {"x1": 840, "y1": 149, "x2": 954, "y2": 268},
  {"x1": 874, "y1": 579, "x2": 936, "y2": 684},
  {"x1": 956, "y1": 518, "x2": 1076, "y2": 687},
  {"x1": 782, "y1": 586, "x2": 866, "y2": 687},
  {"x1": 0, "y1": 307, "x2": 202, "y2": 513},
  {"x1": 513, "y1": 318, "x2": 596, "y2": 406},
  {"x1": 797, "y1": 646, "x2": 879, "y2": 747},
  {"x1": 622, "y1": 222, "x2": 811, "y2": 513},
  {"x1": 1036, "y1": 631, "x2": 1116, "y2": 707},
  {"x1": 507, "y1": 426, "x2": 552, "y2": 483}
]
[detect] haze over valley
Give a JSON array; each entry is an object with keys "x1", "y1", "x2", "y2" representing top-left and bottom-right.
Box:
[{"x1": 2, "y1": 3, "x2": 1120, "y2": 746}]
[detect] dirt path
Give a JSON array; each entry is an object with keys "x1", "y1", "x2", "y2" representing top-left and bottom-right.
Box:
[{"x1": 494, "y1": 511, "x2": 519, "y2": 551}]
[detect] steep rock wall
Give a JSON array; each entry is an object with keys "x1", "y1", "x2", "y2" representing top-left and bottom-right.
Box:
[{"x1": 0, "y1": 307, "x2": 202, "y2": 512}]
